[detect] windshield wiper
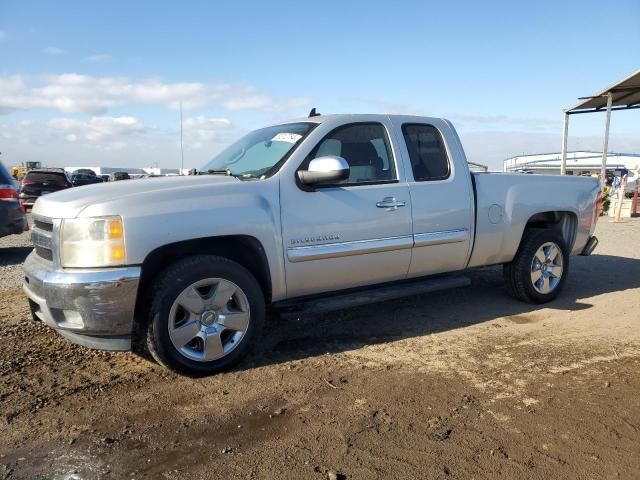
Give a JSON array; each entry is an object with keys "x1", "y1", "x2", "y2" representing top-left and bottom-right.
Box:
[{"x1": 204, "y1": 169, "x2": 233, "y2": 176}]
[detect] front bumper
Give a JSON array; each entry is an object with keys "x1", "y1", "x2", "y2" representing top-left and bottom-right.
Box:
[{"x1": 22, "y1": 252, "x2": 141, "y2": 351}]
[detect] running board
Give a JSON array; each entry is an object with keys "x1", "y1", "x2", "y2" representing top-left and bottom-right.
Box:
[{"x1": 275, "y1": 275, "x2": 471, "y2": 318}]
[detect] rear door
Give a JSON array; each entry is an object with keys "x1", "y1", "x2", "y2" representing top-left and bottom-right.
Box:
[
  {"x1": 280, "y1": 120, "x2": 413, "y2": 297},
  {"x1": 389, "y1": 118, "x2": 474, "y2": 277}
]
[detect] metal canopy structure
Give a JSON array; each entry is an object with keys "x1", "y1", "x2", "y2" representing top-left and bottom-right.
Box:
[{"x1": 560, "y1": 68, "x2": 640, "y2": 178}]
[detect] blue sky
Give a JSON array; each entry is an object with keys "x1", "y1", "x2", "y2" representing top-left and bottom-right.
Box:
[{"x1": 1, "y1": 0, "x2": 639, "y2": 170}]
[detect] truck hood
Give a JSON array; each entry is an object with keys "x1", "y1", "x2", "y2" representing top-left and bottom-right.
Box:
[{"x1": 32, "y1": 175, "x2": 239, "y2": 219}]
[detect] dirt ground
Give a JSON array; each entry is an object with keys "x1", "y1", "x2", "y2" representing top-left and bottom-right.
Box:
[{"x1": 1, "y1": 218, "x2": 639, "y2": 480}]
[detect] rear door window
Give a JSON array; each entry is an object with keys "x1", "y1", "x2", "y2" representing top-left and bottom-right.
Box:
[{"x1": 402, "y1": 124, "x2": 450, "y2": 181}]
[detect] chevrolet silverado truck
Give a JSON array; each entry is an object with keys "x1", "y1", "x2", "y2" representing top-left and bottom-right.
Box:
[{"x1": 23, "y1": 114, "x2": 600, "y2": 375}]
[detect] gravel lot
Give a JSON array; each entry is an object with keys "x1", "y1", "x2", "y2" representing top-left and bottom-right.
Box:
[
  {"x1": 1, "y1": 218, "x2": 639, "y2": 479},
  {"x1": 0, "y1": 225, "x2": 31, "y2": 290}
]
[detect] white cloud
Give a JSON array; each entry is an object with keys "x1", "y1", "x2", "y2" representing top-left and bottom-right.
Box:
[
  {"x1": 0, "y1": 117, "x2": 235, "y2": 168},
  {"x1": 48, "y1": 116, "x2": 147, "y2": 142},
  {"x1": 0, "y1": 73, "x2": 311, "y2": 115},
  {"x1": 183, "y1": 116, "x2": 231, "y2": 130},
  {"x1": 42, "y1": 46, "x2": 66, "y2": 55},
  {"x1": 84, "y1": 53, "x2": 112, "y2": 63},
  {"x1": 183, "y1": 116, "x2": 232, "y2": 141},
  {"x1": 0, "y1": 75, "x2": 25, "y2": 92}
]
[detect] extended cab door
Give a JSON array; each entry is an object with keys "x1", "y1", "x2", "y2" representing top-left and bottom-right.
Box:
[
  {"x1": 280, "y1": 120, "x2": 413, "y2": 298},
  {"x1": 389, "y1": 117, "x2": 474, "y2": 277}
]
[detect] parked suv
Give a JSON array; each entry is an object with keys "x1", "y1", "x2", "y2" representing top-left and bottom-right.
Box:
[
  {"x1": 74, "y1": 168, "x2": 97, "y2": 177},
  {"x1": 109, "y1": 171, "x2": 130, "y2": 181},
  {"x1": 71, "y1": 172, "x2": 103, "y2": 187},
  {"x1": 18, "y1": 169, "x2": 72, "y2": 210},
  {"x1": 0, "y1": 160, "x2": 27, "y2": 238}
]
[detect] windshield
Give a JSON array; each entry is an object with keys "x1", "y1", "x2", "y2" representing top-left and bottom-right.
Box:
[{"x1": 201, "y1": 122, "x2": 316, "y2": 178}]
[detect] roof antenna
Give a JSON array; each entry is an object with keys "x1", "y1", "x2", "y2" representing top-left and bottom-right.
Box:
[{"x1": 308, "y1": 107, "x2": 321, "y2": 117}]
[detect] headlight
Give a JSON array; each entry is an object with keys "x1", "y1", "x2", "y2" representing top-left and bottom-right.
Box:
[{"x1": 61, "y1": 216, "x2": 126, "y2": 268}]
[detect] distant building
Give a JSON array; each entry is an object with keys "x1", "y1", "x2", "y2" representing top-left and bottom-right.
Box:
[
  {"x1": 468, "y1": 161, "x2": 488, "y2": 173},
  {"x1": 64, "y1": 166, "x2": 147, "y2": 177},
  {"x1": 64, "y1": 166, "x2": 189, "y2": 177},
  {"x1": 142, "y1": 167, "x2": 181, "y2": 176},
  {"x1": 503, "y1": 151, "x2": 640, "y2": 176}
]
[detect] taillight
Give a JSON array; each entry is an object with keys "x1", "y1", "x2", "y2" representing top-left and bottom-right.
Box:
[
  {"x1": 594, "y1": 191, "x2": 603, "y2": 224},
  {"x1": 21, "y1": 179, "x2": 35, "y2": 186},
  {"x1": 0, "y1": 187, "x2": 18, "y2": 201}
]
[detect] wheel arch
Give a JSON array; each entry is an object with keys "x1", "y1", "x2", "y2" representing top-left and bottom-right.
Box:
[
  {"x1": 134, "y1": 235, "x2": 272, "y2": 325},
  {"x1": 523, "y1": 210, "x2": 578, "y2": 252}
]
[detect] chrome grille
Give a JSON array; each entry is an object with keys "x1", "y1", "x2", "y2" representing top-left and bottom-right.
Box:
[
  {"x1": 33, "y1": 218, "x2": 53, "y2": 232},
  {"x1": 31, "y1": 215, "x2": 55, "y2": 262}
]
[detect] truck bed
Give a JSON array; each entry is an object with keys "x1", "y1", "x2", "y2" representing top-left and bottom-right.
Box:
[{"x1": 468, "y1": 172, "x2": 600, "y2": 268}]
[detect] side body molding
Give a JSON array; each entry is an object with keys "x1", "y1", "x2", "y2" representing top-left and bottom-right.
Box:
[
  {"x1": 287, "y1": 229, "x2": 469, "y2": 263},
  {"x1": 287, "y1": 235, "x2": 413, "y2": 263},
  {"x1": 413, "y1": 229, "x2": 469, "y2": 247}
]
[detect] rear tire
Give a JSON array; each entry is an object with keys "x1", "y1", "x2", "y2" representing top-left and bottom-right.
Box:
[
  {"x1": 145, "y1": 255, "x2": 265, "y2": 376},
  {"x1": 503, "y1": 229, "x2": 569, "y2": 304}
]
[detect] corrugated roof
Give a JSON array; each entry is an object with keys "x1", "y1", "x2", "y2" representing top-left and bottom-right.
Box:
[{"x1": 567, "y1": 69, "x2": 640, "y2": 113}]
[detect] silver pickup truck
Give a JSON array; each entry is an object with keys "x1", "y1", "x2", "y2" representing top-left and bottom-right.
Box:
[{"x1": 23, "y1": 114, "x2": 600, "y2": 375}]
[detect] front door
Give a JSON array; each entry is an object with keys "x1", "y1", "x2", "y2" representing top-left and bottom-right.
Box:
[{"x1": 280, "y1": 121, "x2": 413, "y2": 298}]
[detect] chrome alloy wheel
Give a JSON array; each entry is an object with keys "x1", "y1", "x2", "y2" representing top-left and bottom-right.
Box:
[
  {"x1": 530, "y1": 242, "x2": 564, "y2": 294},
  {"x1": 168, "y1": 278, "x2": 250, "y2": 362}
]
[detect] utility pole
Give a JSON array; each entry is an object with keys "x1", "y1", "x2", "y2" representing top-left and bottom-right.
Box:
[
  {"x1": 179, "y1": 100, "x2": 185, "y2": 175},
  {"x1": 560, "y1": 111, "x2": 569, "y2": 175},
  {"x1": 601, "y1": 92, "x2": 613, "y2": 183}
]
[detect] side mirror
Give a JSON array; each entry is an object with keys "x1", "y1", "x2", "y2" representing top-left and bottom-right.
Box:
[{"x1": 298, "y1": 156, "x2": 350, "y2": 186}]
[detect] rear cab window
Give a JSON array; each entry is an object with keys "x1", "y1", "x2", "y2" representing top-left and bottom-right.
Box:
[{"x1": 402, "y1": 124, "x2": 450, "y2": 181}]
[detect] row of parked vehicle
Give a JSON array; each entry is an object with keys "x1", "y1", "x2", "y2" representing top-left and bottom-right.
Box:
[
  {"x1": 0, "y1": 160, "x2": 28, "y2": 238},
  {"x1": 17, "y1": 168, "x2": 132, "y2": 211},
  {"x1": 0, "y1": 162, "x2": 134, "y2": 238}
]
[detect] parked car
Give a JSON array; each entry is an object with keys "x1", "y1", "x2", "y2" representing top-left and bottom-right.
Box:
[
  {"x1": 23, "y1": 114, "x2": 601, "y2": 375},
  {"x1": 70, "y1": 173, "x2": 103, "y2": 187},
  {"x1": 100, "y1": 175, "x2": 110, "y2": 182},
  {"x1": 109, "y1": 171, "x2": 130, "y2": 181},
  {"x1": 18, "y1": 168, "x2": 72, "y2": 210},
  {"x1": 0, "y1": 160, "x2": 27, "y2": 238},
  {"x1": 74, "y1": 168, "x2": 97, "y2": 177}
]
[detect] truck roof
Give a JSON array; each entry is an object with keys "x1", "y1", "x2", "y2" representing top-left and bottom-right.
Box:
[{"x1": 276, "y1": 113, "x2": 446, "y2": 125}]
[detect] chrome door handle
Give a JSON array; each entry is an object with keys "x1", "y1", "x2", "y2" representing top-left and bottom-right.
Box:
[{"x1": 376, "y1": 197, "x2": 407, "y2": 210}]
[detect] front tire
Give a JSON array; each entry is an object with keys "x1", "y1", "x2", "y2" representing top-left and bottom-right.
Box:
[
  {"x1": 503, "y1": 229, "x2": 569, "y2": 304},
  {"x1": 145, "y1": 255, "x2": 265, "y2": 375}
]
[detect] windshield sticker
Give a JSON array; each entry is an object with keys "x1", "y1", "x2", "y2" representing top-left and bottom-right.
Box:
[{"x1": 270, "y1": 133, "x2": 302, "y2": 144}]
